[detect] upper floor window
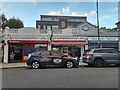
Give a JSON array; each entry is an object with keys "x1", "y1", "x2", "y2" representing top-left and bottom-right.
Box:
[
  {"x1": 47, "y1": 25, "x2": 51, "y2": 29},
  {"x1": 51, "y1": 18, "x2": 59, "y2": 21},
  {"x1": 41, "y1": 17, "x2": 59, "y2": 21},
  {"x1": 41, "y1": 18, "x2": 51, "y2": 21},
  {"x1": 43, "y1": 25, "x2": 46, "y2": 29},
  {"x1": 61, "y1": 21, "x2": 65, "y2": 28},
  {"x1": 67, "y1": 18, "x2": 86, "y2": 22},
  {"x1": 52, "y1": 25, "x2": 59, "y2": 30},
  {"x1": 38, "y1": 25, "x2": 41, "y2": 29}
]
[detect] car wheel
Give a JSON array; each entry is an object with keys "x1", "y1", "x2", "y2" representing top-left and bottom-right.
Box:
[
  {"x1": 31, "y1": 61, "x2": 40, "y2": 69},
  {"x1": 65, "y1": 61, "x2": 74, "y2": 68},
  {"x1": 94, "y1": 59, "x2": 104, "y2": 68}
]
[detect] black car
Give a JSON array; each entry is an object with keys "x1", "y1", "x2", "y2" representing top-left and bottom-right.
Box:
[{"x1": 27, "y1": 51, "x2": 79, "y2": 69}]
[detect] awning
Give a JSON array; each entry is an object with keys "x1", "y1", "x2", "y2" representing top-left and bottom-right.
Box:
[{"x1": 51, "y1": 40, "x2": 88, "y2": 45}]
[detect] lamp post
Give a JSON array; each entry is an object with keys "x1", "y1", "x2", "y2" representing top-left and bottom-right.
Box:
[
  {"x1": 0, "y1": 13, "x2": 6, "y2": 63},
  {"x1": 48, "y1": 29, "x2": 53, "y2": 51},
  {"x1": 118, "y1": 26, "x2": 120, "y2": 51},
  {"x1": 96, "y1": 0, "x2": 100, "y2": 48}
]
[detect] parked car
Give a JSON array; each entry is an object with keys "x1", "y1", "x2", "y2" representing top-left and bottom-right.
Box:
[
  {"x1": 83, "y1": 48, "x2": 120, "y2": 67},
  {"x1": 27, "y1": 51, "x2": 79, "y2": 69}
]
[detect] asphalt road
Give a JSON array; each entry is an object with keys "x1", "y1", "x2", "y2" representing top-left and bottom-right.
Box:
[{"x1": 2, "y1": 66, "x2": 119, "y2": 88}]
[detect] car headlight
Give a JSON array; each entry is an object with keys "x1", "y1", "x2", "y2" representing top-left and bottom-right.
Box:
[
  {"x1": 28, "y1": 54, "x2": 31, "y2": 59},
  {"x1": 73, "y1": 57, "x2": 78, "y2": 60}
]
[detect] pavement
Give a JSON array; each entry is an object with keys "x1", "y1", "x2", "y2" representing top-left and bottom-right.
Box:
[
  {"x1": 0, "y1": 62, "x2": 88, "y2": 69},
  {"x1": 0, "y1": 62, "x2": 27, "y2": 69}
]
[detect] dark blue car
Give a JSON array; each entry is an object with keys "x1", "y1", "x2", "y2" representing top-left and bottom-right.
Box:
[{"x1": 27, "y1": 51, "x2": 79, "y2": 69}]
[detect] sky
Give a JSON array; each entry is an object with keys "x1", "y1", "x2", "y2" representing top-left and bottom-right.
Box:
[{"x1": 1, "y1": 2, "x2": 119, "y2": 28}]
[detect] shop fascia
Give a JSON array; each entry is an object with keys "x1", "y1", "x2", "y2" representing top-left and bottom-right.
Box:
[
  {"x1": 53, "y1": 36, "x2": 118, "y2": 41},
  {"x1": 9, "y1": 35, "x2": 48, "y2": 40},
  {"x1": 88, "y1": 37, "x2": 118, "y2": 41},
  {"x1": 7, "y1": 35, "x2": 118, "y2": 41}
]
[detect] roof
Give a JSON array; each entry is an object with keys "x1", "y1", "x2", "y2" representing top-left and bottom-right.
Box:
[
  {"x1": 116, "y1": 21, "x2": 120, "y2": 25},
  {"x1": 41, "y1": 15, "x2": 87, "y2": 18}
]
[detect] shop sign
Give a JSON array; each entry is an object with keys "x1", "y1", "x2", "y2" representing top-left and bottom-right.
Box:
[
  {"x1": 88, "y1": 37, "x2": 118, "y2": 41},
  {"x1": 9, "y1": 36, "x2": 48, "y2": 40}
]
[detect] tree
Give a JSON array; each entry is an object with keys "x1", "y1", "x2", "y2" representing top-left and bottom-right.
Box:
[
  {"x1": 0, "y1": 13, "x2": 7, "y2": 29},
  {"x1": 6, "y1": 17, "x2": 24, "y2": 29}
]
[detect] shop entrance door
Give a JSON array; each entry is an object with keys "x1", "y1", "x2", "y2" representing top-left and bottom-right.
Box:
[{"x1": 22, "y1": 44, "x2": 35, "y2": 62}]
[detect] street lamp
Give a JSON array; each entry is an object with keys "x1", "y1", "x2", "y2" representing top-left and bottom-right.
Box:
[
  {"x1": 48, "y1": 29, "x2": 53, "y2": 51},
  {"x1": 0, "y1": 13, "x2": 6, "y2": 63},
  {"x1": 96, "y1": 0, "x2": 100, "y2": 48},
  {"x1": 118, "y1": 28, "x2": 120, "y2": 51}
]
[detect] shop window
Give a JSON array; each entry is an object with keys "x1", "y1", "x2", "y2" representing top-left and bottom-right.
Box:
[
  {"x1": 9, "y1": 44, "x2": 22, "y2": 61},
  {"x1": 35, "y1": 44, "x2": 47, "y2": 52}
]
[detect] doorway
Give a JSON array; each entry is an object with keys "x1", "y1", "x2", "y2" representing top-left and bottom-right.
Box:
[{"x1": 22, "y1": 44, "x2": 35, "y2": 62}]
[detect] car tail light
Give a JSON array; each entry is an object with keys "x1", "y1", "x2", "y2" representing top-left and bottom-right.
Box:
[
  {"x1": 87, "y1": 54, "x2": 94, "y2": 56},
  {"x1": 86, "y1": 54, "x2": 94, "y2": 59}
]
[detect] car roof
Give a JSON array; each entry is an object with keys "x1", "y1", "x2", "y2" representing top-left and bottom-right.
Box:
[{"x1": 92, "y1": 48, "x2": 116, "y2": 51}]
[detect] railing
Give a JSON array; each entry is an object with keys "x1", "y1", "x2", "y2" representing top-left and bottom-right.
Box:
[
  {"x1": 53, "y1": 30, "x2": 62, "y2": 34},
  {"x1": 39, "y1": 29, "x2": 48, "y2": 34},
  {"x1": 9, "y1": 29, "x2": 18, "y2": 34}
]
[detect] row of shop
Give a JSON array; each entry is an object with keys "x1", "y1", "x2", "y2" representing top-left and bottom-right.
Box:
[
  {"x1": 2, "y1": 38, "x2": 119, "y2": 63},
  {"x1": 1, "y1": 24, "x2": 119, "y2": 63},
  {"x1": 3, "y1": 39, "x2": 88, "y2": 63}
]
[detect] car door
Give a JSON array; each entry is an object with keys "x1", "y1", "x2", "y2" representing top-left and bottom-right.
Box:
[
  {"x1": 47, "y1": 51, "x2": 63, "y2": 66},
  {"x1": 95, "y1": 49, "x2": 112, "y2": 63},
  {"x1": 107, "y1": 49, "x2": 119, "y2": 64},
  {"x1": 40, "y1": 51, "x2": 52, "y2": 65},
  {"x1": 97, "y1": 49, "x2": 116, "y2": 64}
]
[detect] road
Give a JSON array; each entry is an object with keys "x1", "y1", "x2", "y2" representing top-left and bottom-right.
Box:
[{"x1": 2, "y1": 66, "x2": 119, "y2": 88}]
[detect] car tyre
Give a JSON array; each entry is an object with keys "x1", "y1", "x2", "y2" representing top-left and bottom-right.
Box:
[
  {"x1": 65, "y1": 61, "x2": 74, "y2": 68},
  {"x1": 94, "y1": 59, "x2": 104, "y2": 68},
  {"x1": 31, "y1": 61, "x2": 40, "y2": 69}
]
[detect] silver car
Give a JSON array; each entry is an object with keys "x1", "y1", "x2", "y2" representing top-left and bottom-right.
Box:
[{"x1": 83, "y1": 48, "x2": 120, "y2": 67}]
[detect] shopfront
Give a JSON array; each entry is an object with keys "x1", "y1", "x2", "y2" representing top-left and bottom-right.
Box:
[
  {"x1": 51, "y1": 39, "x2": 88, "y2": 58},
  {"x1": 8, "y1": 40, "x2": 48, "y2": 63}
]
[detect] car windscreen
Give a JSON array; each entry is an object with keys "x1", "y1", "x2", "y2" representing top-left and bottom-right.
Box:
[
  {"x1": 50, "y1": 51, "x2": 62, "y2": 56},
  {"x1": 40, "y1": 51, "x2": 62, "y2": 56}
]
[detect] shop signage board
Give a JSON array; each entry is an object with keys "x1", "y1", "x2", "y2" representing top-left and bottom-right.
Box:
[
  {"x1": 8, "y1": 36, "x2": 118, "y2": 41},
  {"x1": 9, "y1": 36, "x2": 48, "y2": 40},
  {"x1": 53, "y1": 37, "x2": 118, "y2": 41},
  {"x1": 88, "y1": 37, "x2": 118, "y2": 41}
]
